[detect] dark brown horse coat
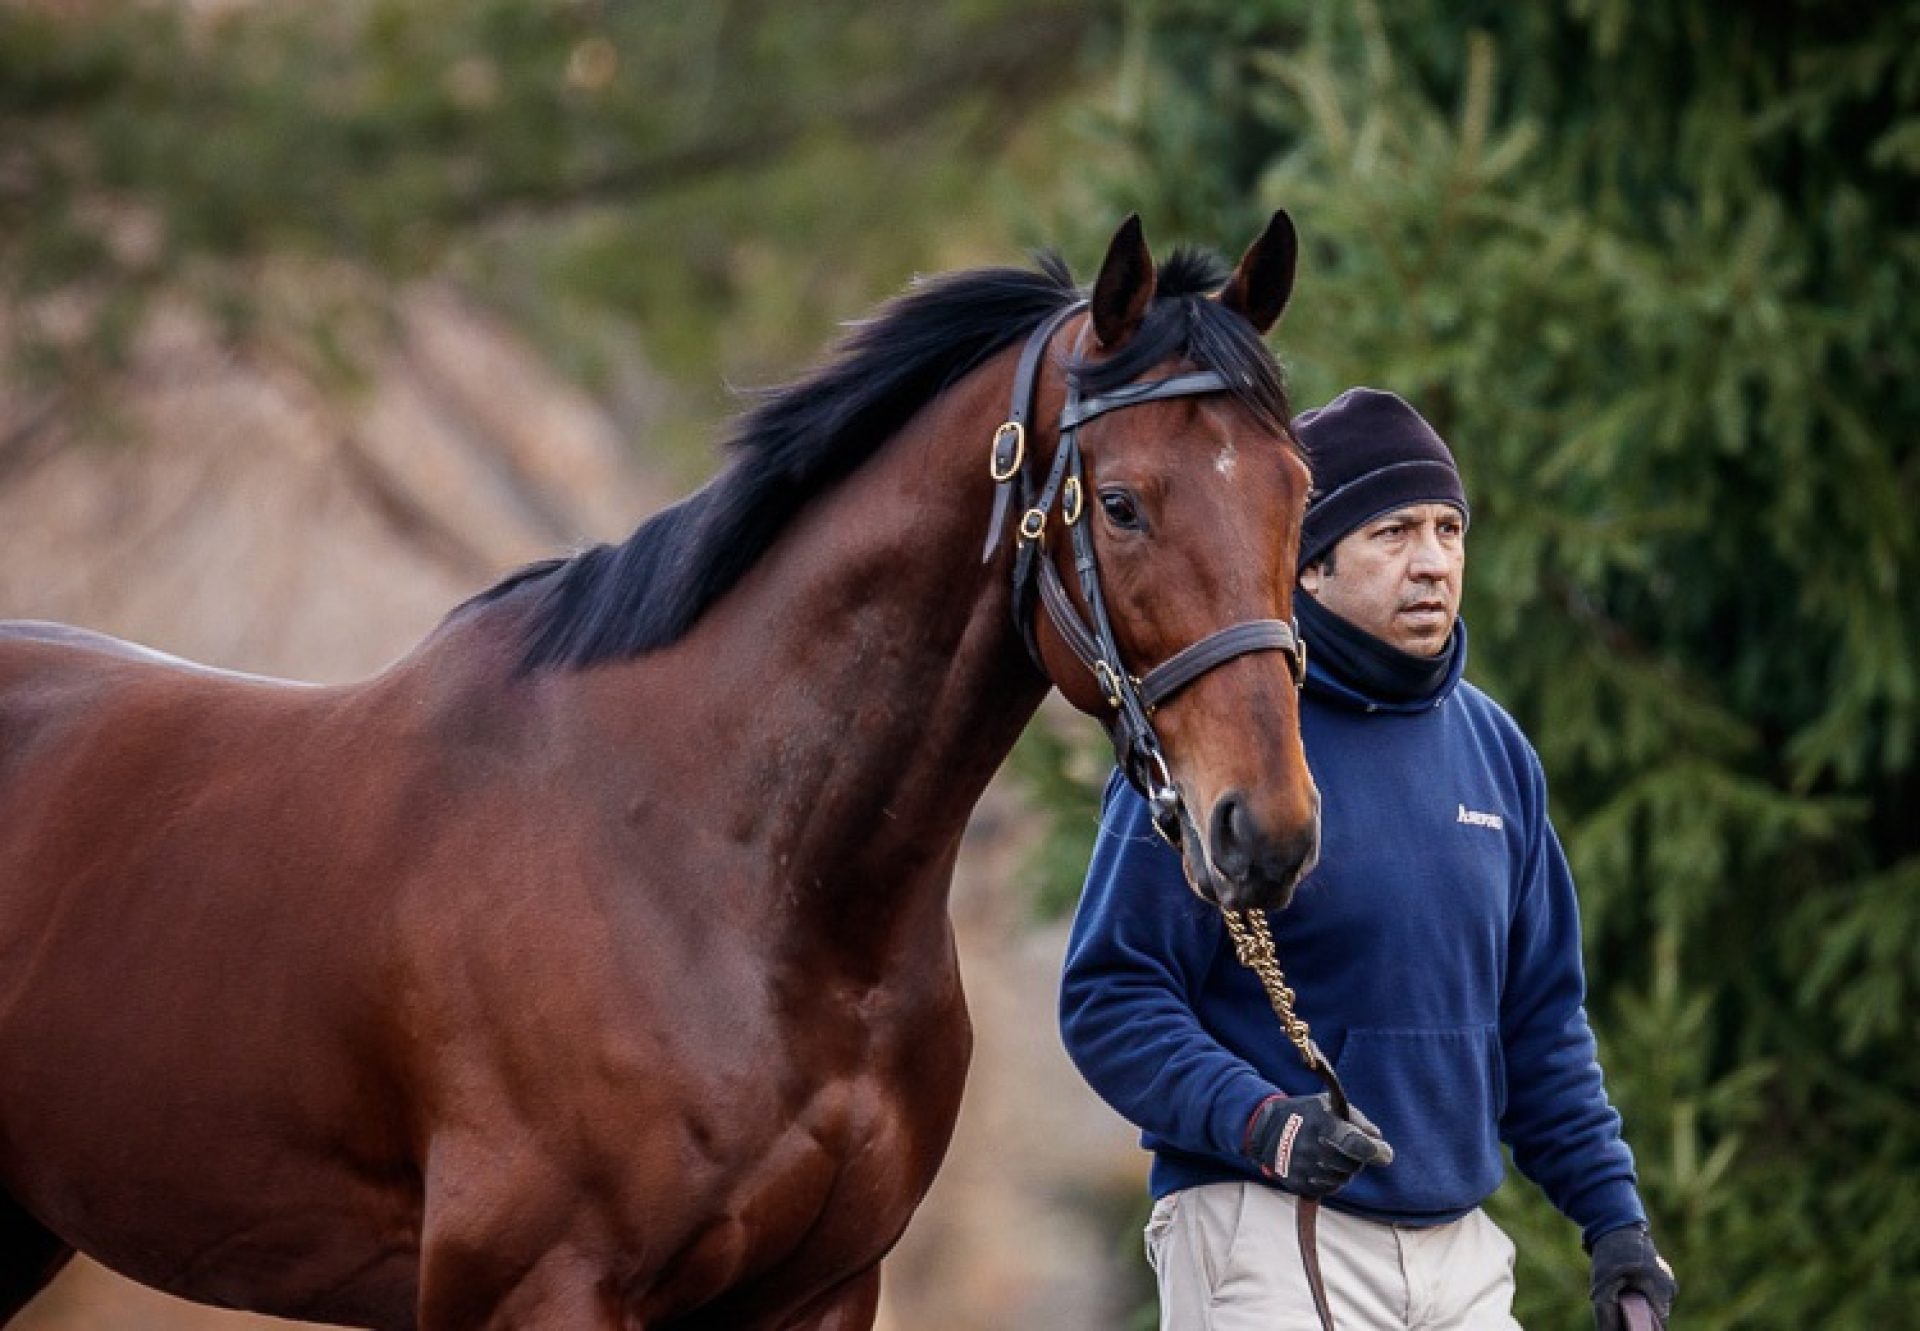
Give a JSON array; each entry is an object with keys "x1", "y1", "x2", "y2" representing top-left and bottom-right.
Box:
[{"x1": 0, "y1": 217, "x2": 1317, "y2": 1330}]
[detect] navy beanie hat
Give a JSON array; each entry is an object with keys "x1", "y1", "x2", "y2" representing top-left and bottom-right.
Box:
[{"x1": 1295, "y1": 387, "x2": 1468, "y2": 568}]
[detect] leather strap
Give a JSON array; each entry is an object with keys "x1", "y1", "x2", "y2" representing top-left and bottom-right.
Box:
[
  {"x1": 1139, "y1": 619, "x2": 1304, "y2": 707},
  {"x1": 1297, "y1": 1037, "x2": 1350, "y2": 1331},
  {"x1": 1059, "y1": 369, "x2": 1231, "y2": 430},
  {"x1": 1011, "y1": 411, "x2": 1087, "y2": 665},
  {"x1": 982, "y1": 301, "x2": 1084, "y2": 562},
  {"x1": 1298, "y1": 1199, "x2": 1338, "y2": 1331},
  {"x1": 1036, "y1": 556, "x2": 1103, "y2": 671},
  {"x1": 1042, "y1": 580, "x2": 1306, "y2": 710}
]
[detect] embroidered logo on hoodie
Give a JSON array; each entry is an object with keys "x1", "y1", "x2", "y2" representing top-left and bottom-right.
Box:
[{"x1": 1457, "y1": 804, "x2": 1504, "y2": 831}]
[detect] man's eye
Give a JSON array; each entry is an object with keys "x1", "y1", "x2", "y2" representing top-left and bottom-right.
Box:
[{"x1": 1100, "y1": 490, "x2": 1143, "y2": 530}]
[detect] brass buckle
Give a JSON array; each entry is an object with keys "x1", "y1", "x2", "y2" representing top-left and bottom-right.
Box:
[
  {"x1": 1094, "y1": 660, "x2": 1140, "y2": 710},
  {"x1": 1062, "y1": 476, "x2": 1083, "y2": 526},
  {"x1": 1018, "y1": 507, "x2": 1047, "y2": 542},
  {"x1": 989, "y1": 422, "x2": 1025, "y2": 482}
]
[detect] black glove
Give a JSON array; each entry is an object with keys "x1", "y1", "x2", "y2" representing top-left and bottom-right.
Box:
[
  {"x1": 1590, "y1": 1224, "x2": 1677, "y2": 1331},
  {"x1": 1242, "y1": 1092, "x2": 1393, "y2": 1198}
]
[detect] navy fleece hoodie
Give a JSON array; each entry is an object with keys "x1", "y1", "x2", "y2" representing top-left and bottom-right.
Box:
[{"x1": 1058, "y1": 625, "x2": 1645, "y2": 1244}]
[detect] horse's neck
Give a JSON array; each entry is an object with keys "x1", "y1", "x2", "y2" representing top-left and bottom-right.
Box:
[{"x1": 651, "y1": 370, "x2": 1047, "y2": 948}]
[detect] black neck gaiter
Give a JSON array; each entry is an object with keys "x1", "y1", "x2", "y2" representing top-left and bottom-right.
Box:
[{"x1": 1296, "y1": 592, "x2": 1456, "y2": 704}]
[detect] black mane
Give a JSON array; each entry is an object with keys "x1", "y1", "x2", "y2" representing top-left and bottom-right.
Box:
[{"x1": 475, "y1": 245, "x2": 1291, "y2": 673}]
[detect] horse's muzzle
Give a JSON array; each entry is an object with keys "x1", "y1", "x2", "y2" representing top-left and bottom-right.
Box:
[{"x1": 1201, "y1": 787, "x2": 1321, "y2": 912}]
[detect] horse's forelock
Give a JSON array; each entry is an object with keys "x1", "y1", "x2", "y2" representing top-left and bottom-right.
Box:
[{"x1": 1157, "y1": 247, "x2": 1232, "y2": 299}]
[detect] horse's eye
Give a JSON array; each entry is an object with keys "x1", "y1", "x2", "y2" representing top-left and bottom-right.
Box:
[{"x1": 1099, "y1": 489, "x2": 1143, "y2": 531}]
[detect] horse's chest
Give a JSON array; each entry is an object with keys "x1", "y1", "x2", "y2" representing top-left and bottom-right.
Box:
[
  {"x1": 748, "y1": 997, "x2": 971, "y2": 1248},
  {"x1": 640, "y1": 986, "x2": 972, "y2": 1324}
]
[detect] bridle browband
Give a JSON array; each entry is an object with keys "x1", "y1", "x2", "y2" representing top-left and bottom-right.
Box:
[{"x1": 981, "y1": 300, "x2": 1307, "y2": 850}]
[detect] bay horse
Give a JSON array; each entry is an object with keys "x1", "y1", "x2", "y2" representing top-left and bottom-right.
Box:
[{"x1": 0, "y1": 214, "x2": 1319, "y2": 1330}]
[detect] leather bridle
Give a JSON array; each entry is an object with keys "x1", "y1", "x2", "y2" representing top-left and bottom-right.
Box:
[{"x1": 982, "y1": 301, "x2": 1307, "y2": 855}]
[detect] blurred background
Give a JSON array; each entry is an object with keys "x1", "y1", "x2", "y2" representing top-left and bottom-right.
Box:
[{"x1": 2, "y1": 1, "x2": 1915, "y2": 1327}]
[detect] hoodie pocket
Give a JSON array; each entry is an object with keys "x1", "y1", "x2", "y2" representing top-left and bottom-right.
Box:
[{"x1": 1332, "y1": 1025, "x2": 1507, "y2": 1215}]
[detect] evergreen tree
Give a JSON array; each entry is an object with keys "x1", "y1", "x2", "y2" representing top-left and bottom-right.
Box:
[{"x1": 1034, "y1": 3, "x2": 1920, "y2": 1325}]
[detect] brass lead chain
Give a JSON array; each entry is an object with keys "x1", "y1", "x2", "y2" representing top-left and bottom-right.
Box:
[{"x1": 1223, "y1": 908, "x2": 1317, "y2": 1068}]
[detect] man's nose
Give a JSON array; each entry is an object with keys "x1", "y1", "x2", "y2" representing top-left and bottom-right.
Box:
[{"x1": 1408, "y1": 531, "x2": 1449, "y2": 578}]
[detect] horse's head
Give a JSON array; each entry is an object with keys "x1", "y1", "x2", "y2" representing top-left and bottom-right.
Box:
[{"x1": 1020, "y1": 213, "x2": 1319, "y2": 912}]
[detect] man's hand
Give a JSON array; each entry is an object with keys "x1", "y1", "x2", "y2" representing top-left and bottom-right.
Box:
[
  {"x1": 1590, "y1": 1224, "x2": 1676, "y2": 1330},
  {"x1": 1242, "y1": 1092, "x2": 1393, "y2": 1198}
]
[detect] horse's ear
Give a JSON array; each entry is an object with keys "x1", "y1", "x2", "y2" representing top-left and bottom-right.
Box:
[
  {"x1": 1091, "y1": 214, "x2": 1157, "y2": 348},
  {"x1": 1218, "y1": 209, "x2": 1298, "y2": 335}
]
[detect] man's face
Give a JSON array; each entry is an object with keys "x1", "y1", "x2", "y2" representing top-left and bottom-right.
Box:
[{"x1": 1298, "y1": 502, "x2": 1466, "y2": 657}]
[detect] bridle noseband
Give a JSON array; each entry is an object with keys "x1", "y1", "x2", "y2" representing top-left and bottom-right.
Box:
[{"x1": 982, "y1": 301, "x2": 1307, "y2": 851}]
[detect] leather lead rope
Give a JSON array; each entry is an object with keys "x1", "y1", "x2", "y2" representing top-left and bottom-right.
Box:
[{"x1": 1225, "y1": 908, "x2": 1346, "y2": 1331}]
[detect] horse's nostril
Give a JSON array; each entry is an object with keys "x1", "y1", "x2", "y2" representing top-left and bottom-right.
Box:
[
  {"x1": 1208, "y1": 789, "x2": 1319, "y2": 910},
  {"x1": 1209, "y1": 790, "x2": 1257, "y2": 879}
]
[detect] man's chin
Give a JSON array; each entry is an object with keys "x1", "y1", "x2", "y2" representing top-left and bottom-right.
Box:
[{"x1": 1391, "y1": 617, "x2": 1455, "y2": 657}]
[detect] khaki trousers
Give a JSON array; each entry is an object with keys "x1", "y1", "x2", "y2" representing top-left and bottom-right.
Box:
[{"x1": 1145, "y1": 1182, "x2": 1523, "y2": 1331}]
